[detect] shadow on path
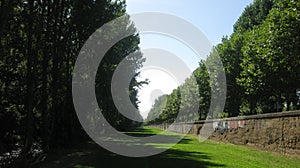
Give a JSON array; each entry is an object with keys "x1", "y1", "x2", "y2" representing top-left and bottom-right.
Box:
[{"x1": 35, "y1": 128, "x2": 225, "y2": 168}]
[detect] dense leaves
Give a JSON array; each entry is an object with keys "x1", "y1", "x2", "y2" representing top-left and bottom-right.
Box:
[
  {"x1": 146, "y1": 0, "x2": 300, "y2": 125},
  {"x1": 0, "y1": 0, "x2": 143, "y2": 167}
]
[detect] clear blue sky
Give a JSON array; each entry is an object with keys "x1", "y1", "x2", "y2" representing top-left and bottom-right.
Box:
[
  {"x1": 126, "y1": 0, "x2": 253, "y2": 45},
  {"x1": 125, "y1": 0, "x2": 254, "y2": 119}
]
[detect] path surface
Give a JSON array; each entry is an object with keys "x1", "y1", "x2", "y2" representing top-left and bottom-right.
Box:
[{"x1": 35, "y1": 127, "x2": 300, "y2": 168}]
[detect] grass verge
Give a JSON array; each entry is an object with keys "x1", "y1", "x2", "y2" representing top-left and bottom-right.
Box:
[{"x1": 36, "y1": 127, "x2": 300, "y2": 168}]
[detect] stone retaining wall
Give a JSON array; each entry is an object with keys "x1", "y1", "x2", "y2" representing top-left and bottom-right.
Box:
[{"x1": 151, "y1": 111, "x2": 300, "y2": 156}]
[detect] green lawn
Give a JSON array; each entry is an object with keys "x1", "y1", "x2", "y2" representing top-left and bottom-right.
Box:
[{"x1": 37, "y1": 127, "x2": 300, "y2": 168}]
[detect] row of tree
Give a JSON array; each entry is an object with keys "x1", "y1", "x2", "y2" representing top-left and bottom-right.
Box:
[
  {"x1": 146, "y1": 0, "x2": 300, "y2": 124},
  {"x1": 0, "y1": 0, "x2": 143, "y2": 167}
]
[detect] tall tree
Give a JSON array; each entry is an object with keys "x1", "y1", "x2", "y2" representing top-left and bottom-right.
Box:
[{"x1": 0, "y1": 0, "x2": 145, "y2": 166}]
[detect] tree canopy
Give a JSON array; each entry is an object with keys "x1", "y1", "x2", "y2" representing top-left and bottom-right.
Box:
[
  {"x1": 0, "y1": 0, "x2": 144, "y2": 166},
  {"x1": 146, "y1": 0, "x2": 300, "y2": 125}
]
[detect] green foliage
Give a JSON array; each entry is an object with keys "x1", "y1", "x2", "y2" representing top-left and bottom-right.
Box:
[
  {"x1": 238, "y1": 0, "x2": 300, "y2": 113},
  {"x1": 146, "y1": 63, "x2": 209, "y2": 124},
  {"x1": 147, "y1": 0, "x2": 300, "y2": 124},
  {"x1": 0, "y1": 0, "x2": 144, "y2": 165},
  {"x1": 234, "y1": 0, "x2": 275, "y2": 31},
  {"x1": 194, "y1": 61, "x2": 211, "y2": 120}
]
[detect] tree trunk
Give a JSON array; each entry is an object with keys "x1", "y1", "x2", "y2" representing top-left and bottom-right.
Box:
[
  {"x1": 249, "y1": 96, "x2": 256, "y2": 115},
  {"x1": 286, "y1": 93, "x2": 291, "y2": 111},
  {"x1": 17, "y1": 0, "x2": 35, "y2": 167},
  {"x1": 50, "y1": 0, "x2": 64, "y2": 146},
  {"x1": 40, "y1": 0, "x2": 51, "y2": 152}
]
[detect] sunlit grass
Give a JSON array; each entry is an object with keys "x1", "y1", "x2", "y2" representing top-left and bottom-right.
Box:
[
  {"x1": 142, "y1": 127, "x2": 300, "y2": 167},
  {"x1": 41, "y1": 127, "x2": 300, "y2": 168}
]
